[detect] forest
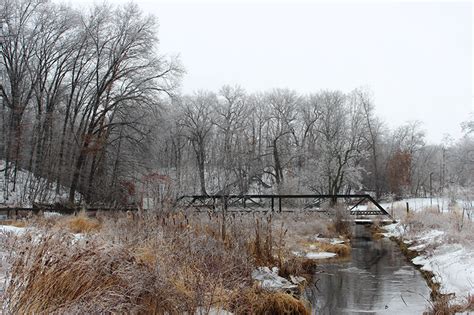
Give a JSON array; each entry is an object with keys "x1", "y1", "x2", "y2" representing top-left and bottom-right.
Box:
[{"x1": 0, "y1": 0, "x2": 472, "y2": 209}]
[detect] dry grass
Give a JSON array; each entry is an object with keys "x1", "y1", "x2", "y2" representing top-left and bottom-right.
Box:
[
  {"x1": 425, "y1": 294, "x2": 467, "y2": 315},
  {"x1": 316, "y1": 242, "x2": 351, "y2": 257},
  {"x1": 3, "y1": 210, "x2": 315, "y2": 314},
  {"x1": 465, "y1": 294, "x2": 474, "y2": 311},
  {"x1": 370, "y1": 222, "x2": 386, "y2": 240},
  {"x1": 399, "y1": 207, "x2": 474, "y2": 245},
  {"x1": 230, "y1": 287, "x2": 310, "y2": 315},
  {"x1": 5, "y1": 234, "x2": 151, "y2": 314},
  {"x1": 10, "y1": 220, "x2": 27, "y2": 228},
  {"x1": 0, "y1": 220, "x2": 28, "y2": 228},
  {"x1": 57, "y1": 212, "x2": 101, "y2": 233}
]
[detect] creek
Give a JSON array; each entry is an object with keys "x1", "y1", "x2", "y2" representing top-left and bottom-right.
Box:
[{"x1": 306, "y1": 225, "x2": 431, "y2": 314}]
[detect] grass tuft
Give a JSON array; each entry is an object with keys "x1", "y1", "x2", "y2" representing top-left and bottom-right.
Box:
[
  {"x1": 58, "y1": 212, "x2": 101, "y2": 233},
  {"x1": 230, "y1": 287, "x2": 310, "y2": 315}
]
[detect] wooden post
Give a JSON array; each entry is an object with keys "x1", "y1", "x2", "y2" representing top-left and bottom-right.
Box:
[
  {"x1": 406, "y1": 202, "x2": 409, "y2": 214},
  {"x1": 279, "y1": 197, "x2": 282, "y2": 213},
  {"x1": 271, "y1": 197, "x2": 274, "y2": 212}
]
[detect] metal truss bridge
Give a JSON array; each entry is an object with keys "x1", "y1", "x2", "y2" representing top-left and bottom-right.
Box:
[{"x1": 177, "y1": 194, "x2": 392, "y2": 219}]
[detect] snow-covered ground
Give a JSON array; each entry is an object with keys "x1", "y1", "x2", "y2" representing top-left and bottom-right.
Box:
[
  {"x1": 352, "y1": 197, "x2": 472, "y2": 212},
  {"x1": 381, "y1": 197, "x2": 472, "y2": 214},
  {"x1": 0, "y1": 160, "x2": 80, "y2": 207},
  {"x1": 0, "y1": 225, "x2": 26, "y2": 235},
  {"x1": 305, "y1": 252, "x2": 337, "y2": 259},
  {"x1": 383, "y1": 222, "x2": 474, "y2": 306}
]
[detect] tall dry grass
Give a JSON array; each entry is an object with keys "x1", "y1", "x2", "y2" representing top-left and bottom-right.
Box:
[
  {"x1": 398, "y1": 206, "x2": 474, "y2": 245},
  {"x1": 2, "y1": 210, "x2": 317, "y2": 314},
  {"x1": 425, "y1": 293, "x2": 474, "y2": 315}
]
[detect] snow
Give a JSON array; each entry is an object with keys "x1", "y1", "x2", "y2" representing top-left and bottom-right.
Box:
[
  {"x1": 381, "y1": 197, "x2": 472, "y2": 216},
  {"x1": 312, "y1": 237, "x2": 346, "y2": 245},
  {"x1": 0, "y1": 160, "x2": 80, "y2": 207},
  {"x1": 381, "y1": 223, "x2": 401, "y2": 237},
  {"x1": 353, "y1": 197, "x2": 472, "y2": 222},
  {"x1": 383, "y1": 221, "x2": 474, "y2": 305},
  {"x1": 306, "y1": 252, "x2": 337, "y2": 259},
  {"x1": 0, "y1": 225, "x2": 25, "y2": 235},
  {"x1": 414, "y1": 244, "x2": 474, "y2": 301},
  {"x1": 195, "y1": 307, "x2": 233, "y2": 315},
  {"x1": 251, "y1": 266, "x2": 298, "y2": 291}
]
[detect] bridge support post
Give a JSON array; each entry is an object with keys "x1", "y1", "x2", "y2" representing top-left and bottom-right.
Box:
[
  {"x1": 271, "y1": 197, "x2": 274, "y2": 212},
  {"x1": 279, "y1": 197, "x2": 282, "y2": 213}
]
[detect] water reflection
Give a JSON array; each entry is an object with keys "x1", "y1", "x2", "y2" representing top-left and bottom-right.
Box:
[{"x1": 307, "y1": 225, "x2": 430, "y2": 315}]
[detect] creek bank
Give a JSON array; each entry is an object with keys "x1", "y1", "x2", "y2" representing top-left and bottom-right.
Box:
[{"x1": 382, "y1": 222, "x2": 474, "y2": 311}]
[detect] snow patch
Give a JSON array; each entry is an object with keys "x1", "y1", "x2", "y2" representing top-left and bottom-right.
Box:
[
  {"x1": 306, "y1": 252, "x2": 337, "y2": 259},
  {"x1": 251, "y1": 267, "x2": 298, "y2": 291},
  {"x1": 0, "y1": 225, "x2": 25, "y2": 234},
  {"x1": 0, "y1": 160, "x2": 81, "y2": 207},
  {"x1": 195, "y1": 307, "x2": 233, "y2": 315},
  {"x1": 312, "y1": 237, "x2": 346, "y2": 245}
]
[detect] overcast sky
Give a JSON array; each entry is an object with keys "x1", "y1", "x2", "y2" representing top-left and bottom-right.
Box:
[{"x1": 72, "y1": 0, "x2": 472, "y2": 143}]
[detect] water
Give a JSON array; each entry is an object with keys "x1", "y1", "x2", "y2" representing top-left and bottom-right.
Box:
[{"x1": 307, "y1": 225, "x2": 431, "y2": 315}]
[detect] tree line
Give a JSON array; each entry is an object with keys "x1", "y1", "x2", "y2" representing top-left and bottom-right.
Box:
[
  {"x1": 0, "y1": 0, "x2": 472, "y2": 207},
  {"x1": 158, "y1": 87, "x2": 472, "y2": 204}
]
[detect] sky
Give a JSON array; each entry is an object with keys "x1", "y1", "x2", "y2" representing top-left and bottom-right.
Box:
[{"x1": 70, "y1": 0, "x2": 472, "y2": 144}]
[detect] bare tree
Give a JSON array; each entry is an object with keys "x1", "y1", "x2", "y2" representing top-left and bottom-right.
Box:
[
  {"x1": 0, "y1": 0, "x2": 42, "y2": 190},
  {"x1": 213, "y1": 85, "x2": 249, "y2": 195},
  {"x1": 178, "y1": 92, "x2": 216, "y2": 195},
  {"x1": 263, "y1": 89, "x2": 299, "y2": 192},
  {"x1": 355, "y1": 88, "x2": 385, "y2": 199},
  {"x1": 67, "y1": 3, "x2": 180, "y2": 202}
]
